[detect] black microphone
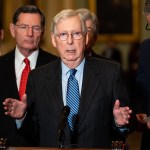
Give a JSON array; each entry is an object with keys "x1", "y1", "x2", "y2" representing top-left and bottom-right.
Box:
[{"x1": 57, "y1": 106, "x2": 70, "y2": 148}]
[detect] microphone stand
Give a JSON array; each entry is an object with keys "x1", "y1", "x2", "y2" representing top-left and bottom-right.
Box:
[
  {"x1": 57, "y1": 106, "x2": 70, "y2": 148},
  {"x1": 57, "y1": 129, "x2": 64, "y2": 148}
]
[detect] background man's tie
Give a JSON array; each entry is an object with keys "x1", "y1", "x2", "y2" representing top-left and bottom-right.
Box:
[
  {"x1": 66, "y1": 69, "x2": 80, "y2": 132},
  {"x1": 19, "y1": 58, "x2": 31, "y2": 100}
]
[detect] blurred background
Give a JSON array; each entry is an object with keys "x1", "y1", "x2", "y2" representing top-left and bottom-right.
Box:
[
  {"x1": 0, "y1": 0, "x2": 146, "y2": 73},
  {"x1": 0, "y1": 0, "x2": 147, "y2": 149}
]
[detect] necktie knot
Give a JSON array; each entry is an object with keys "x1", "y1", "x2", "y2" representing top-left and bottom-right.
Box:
[
  {"x1": 24, "y1": 58, "x2": 30, "y2": 65},
  {"x1": 70, "y1": 69, "x2": 77, "y2": 76}
]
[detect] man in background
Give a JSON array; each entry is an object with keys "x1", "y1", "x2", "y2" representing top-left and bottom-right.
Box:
[
  {"x1": 76, "y1": 8, "x2": 104, "y2": 58},
  {"x1": 0, "y1": 5, "x2": 57, "y2": 146},
  {"x1": 135, "y1": 0, "x2": 150, "y2": 149},
  {"x1": 102, "y1": 36, "x2": 122, "y2": 64}
]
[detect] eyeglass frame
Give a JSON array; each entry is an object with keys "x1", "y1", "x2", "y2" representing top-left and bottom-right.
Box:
[
  {"x1": 14, "y1": 24, "x2": 43, "y2": 33},
  {"x1": 55, "y1": 32, "x2": 86, "y2": 41}
]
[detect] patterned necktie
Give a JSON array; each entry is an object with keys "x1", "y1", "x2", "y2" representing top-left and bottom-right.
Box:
[
  {"x1": 66, "y1": 69, "x2": 80, "y2": 131},
  {"x1": 19, "y1": 58, "x2": 31, "y2": 100}
]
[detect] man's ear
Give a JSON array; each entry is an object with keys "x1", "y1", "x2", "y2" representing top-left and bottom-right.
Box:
[
  {"x1": 41, "y1": 28, "x2": 45, "y2": 37},
  {"x1": 51, "y1": 33, "x2": 56, "y2": 48},
  {"x1": 9, "y1": 23, "x2": 15, "y2": 38},
  {"x1": 85, "y1": 33, "x2": 89, "y2": 47}
]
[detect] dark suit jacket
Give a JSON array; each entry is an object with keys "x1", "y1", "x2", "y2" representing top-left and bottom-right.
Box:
[
  {"x1": 136, "y1": 38, "x2": 150, "y2": 114},
  {"x1": 102, "y1": 48, "x2": 122, "y2": 64},
  {"x1": 85, "y1": 49, "x2": 107, "y2": 59},
  {"x1": 20, "y1": 56, "x2": 137, "y2": 148},
  {"x1": 0, "y1": 48, "x2": 58, "y2": 146},
  {"x1": 136, "y1": 38, "x2": 150, "y2": 150}
]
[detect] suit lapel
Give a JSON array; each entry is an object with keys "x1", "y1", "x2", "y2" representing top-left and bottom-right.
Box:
[
  {"x1": 35, "y1": 48, "x2": 47, "y2": 68},
  {"x1": 78, "y1": 57, "x2": 103, "y2": 124},
  {"x1": 44, "y1": 60, "x2": 64, "y2": 112},
  {"x1": 5, "y1": 50, "x2": 19, "y2": 99},
  {"x1": 35, "y1": 48, "x2": 58, "y2": 68}
]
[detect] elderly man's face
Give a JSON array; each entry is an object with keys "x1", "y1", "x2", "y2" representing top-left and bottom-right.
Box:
[
  {"x1": 9, "y1": 13, "x2": 44, "y2": 52},
  {"x1": 51, "y1": 16, "x2": 88, "y2": 66}
]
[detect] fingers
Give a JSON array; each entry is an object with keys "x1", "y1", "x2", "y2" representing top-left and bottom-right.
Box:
[
  {"x1": 3, "y1": 98, "x2": 14, "y2": 108},
  {"x1": 114, "y1": 104, "x2": 132, "y2": 126},
  {"x1": 22, "y1": 94, "x2": 27, "y2": 104},
  {"x1": 3, "y1": 98, "x2": 15, "y2": 115},
  {"x1": 147, "y1": 122, "x2": 150, "y2": 129},
  {"x1": 119, "y1": 109, "x2": 130, "y2": 124},
  {"x1": 122, "y1": 107, "x2": 132, "y2": 116},
  {"x1": 114, "y1": 99, "x2": 120, "y2": 110}
]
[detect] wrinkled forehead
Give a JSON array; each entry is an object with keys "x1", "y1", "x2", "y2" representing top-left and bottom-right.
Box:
[
  {"x1": 55, "y1": 16, "x2": 83, "y2": 32},
  {"x1": 15, "y1": 13, "x2": 42, "y2": 27}
]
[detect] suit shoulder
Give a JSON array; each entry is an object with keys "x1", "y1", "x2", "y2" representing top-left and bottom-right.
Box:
[
  {"x1": 140, "y1": 38, "x2": 150, "y2": 54},
  {"x1": 30, "y1": 58, "x2": 59, "y2": 74},
  {"x1": 141, "y1": 38, "x2": 150, "y2": 44},
  {"x1": 39, "y1": 49, "x2": 58, "y2": 59},
  {"x1": 0, "y1": 50, "x2": 15, "y2": 65},
  {"x1": 88, "y1": 56, "x2": 120, "y2": 66},
  {"x1": 140, "y1": 38, "x2": 150, "y2": 48},
  {"x1": 0, "y1": 50, "x2": 14, "y2": 59}
]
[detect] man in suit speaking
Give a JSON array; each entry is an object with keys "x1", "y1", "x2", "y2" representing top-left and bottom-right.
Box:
[{"x1": 3, "y1": 9, "x2": 137, "y2": 148}]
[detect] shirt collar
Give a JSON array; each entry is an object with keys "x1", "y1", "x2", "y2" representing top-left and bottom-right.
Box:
[
  {"x1": 15, "y1": 47, "x2": 39, "y2": 69},
  {"x1": 61, "y1": 58, "x2": 85, "y2": 77}
]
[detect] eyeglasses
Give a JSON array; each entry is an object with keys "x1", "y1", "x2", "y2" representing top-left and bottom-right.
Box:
[
  {"x1": 56, "y1": 32, "x2": 85, "y2": 41},
  {"x1": 145, "y1": 23, "x2": 150, "y2": 30},
  {"x1": 15, "y1": 24, "x2": 43, "y2": 33}
]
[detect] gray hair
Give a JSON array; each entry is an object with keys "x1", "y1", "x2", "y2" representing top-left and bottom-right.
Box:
[
  {"x1": 51, "y1": 9, "x2": 87, "y2": 34},
  {"x1": 76, "y1": 8, "x2": 98, "y2": 37}
]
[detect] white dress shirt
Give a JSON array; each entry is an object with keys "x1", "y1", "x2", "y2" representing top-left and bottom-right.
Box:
[
  {"x1": 15, "y1": 47, "x2": 39, "y2": 128},
  {"x1": 15, "y1": 47, "x2": 39, "y2": 90}
]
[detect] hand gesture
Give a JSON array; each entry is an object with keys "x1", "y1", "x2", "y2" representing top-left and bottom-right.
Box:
[
  {"x1": 113, "y1": 99, "x2": 132, "y2": 126},
  {"x1": 3, "y1": 94, "x2": 27, "y2": 119},
  {"x1": 147, "y1": 122, "x2": 150, "y2": 129},
  {"x1": 136, "y1": 113, "x2": 150, "y2": 129},
  {"x1": 136, "y1": 113, "x2": 147, "y2": 123}
]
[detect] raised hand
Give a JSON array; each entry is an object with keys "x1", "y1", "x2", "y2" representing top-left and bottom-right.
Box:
[
  {"x1": 113, "y1": 99, "x2": 132, "y2": 126},
  {"x1": 136, "y1": 113, "x2": 150, "y2": 129},
  {"x1": 3, "y1": 94, "x2": 27, "y2": 119},
  {"x1": 136, "y1": 113, "x2": 147, "y2": 123}
]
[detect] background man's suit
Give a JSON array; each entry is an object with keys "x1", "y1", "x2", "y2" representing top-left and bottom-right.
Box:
[
  {"x1": 20, "y1": 57, "x2": 137, "y2": 148},
  {"x1": 136, "y1": 38, "x2": 150, "y2": 150},
  {"x1": 0, "y1": 48, "x2": 58, "y2": 146}
]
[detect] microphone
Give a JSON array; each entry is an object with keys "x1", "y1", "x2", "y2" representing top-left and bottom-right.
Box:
[{"x1": 57, "y1": 106, "x2": 70, "y2": 148}]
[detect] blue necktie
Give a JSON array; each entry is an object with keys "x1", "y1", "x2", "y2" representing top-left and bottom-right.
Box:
[{"x1": 67, "y1": 69, "x2": 80, "y2": 131}]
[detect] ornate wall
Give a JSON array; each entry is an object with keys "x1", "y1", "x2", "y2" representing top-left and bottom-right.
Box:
[
  {"x1": 0, "y1": 0, "x2": 88, "y2": 56},
  {"x1": 0, "y1": 0, "x2": 145, "y2": 72}
]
